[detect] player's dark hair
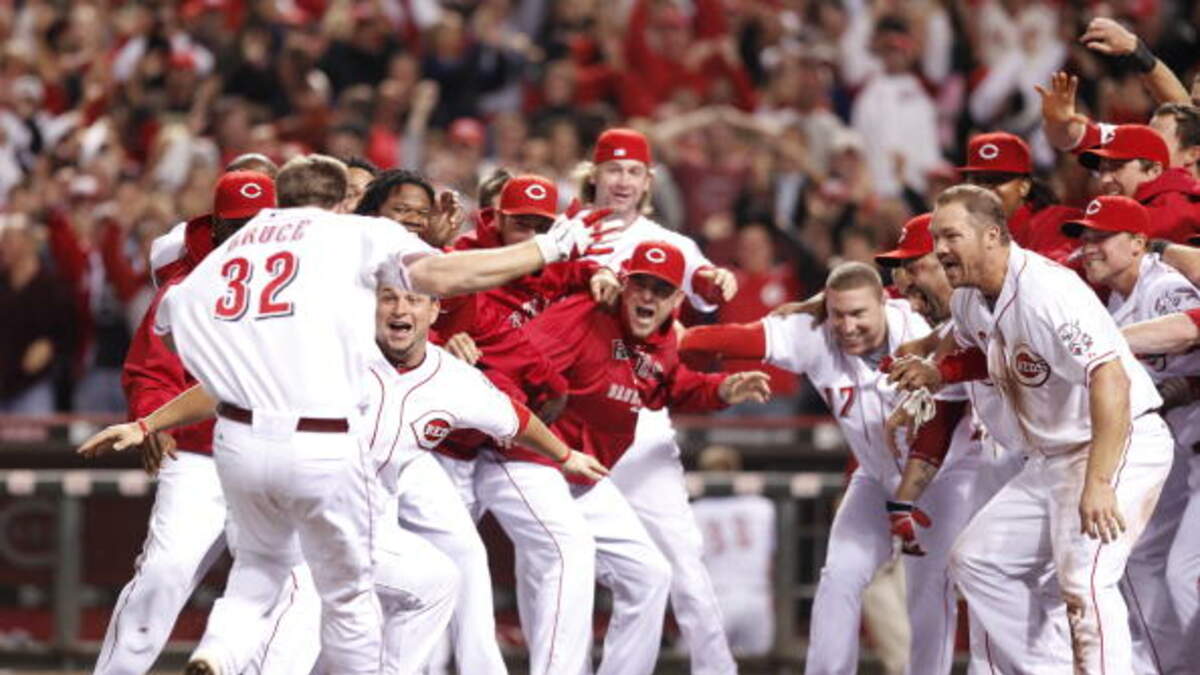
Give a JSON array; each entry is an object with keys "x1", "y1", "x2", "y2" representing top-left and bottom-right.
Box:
[
  {"x1": 825, "y1": 261, "x2": 883, "y2": 292},
  {"x1": 355, "y1": 169, "x2": 436, "y2": 217},
  {"x1": 1154, "y1": 103, "x2": 1200, "y2": 150},
  {"x1": 1025, "y1": 177, "x2": 1060, "y2": 213},
  {"x1": 344, "y1": 156, "x2": 379, "y2": 176},
  {"x1": 936, "y1": 184, "x2": 1011, "y2": 243},
  {"x1": 225, "y1": 153, "x2": 278, "y2": 178},
  {"x1": 478, "y1": 167, "x2": 514, "y2": 208},
  {"x1": 275, "y1": 154, "x2": 348, "y2": 209}
]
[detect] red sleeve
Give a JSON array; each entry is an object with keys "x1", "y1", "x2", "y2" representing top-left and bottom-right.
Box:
[
  {"x1": 1186, "y1": 307, "x2": 1200, "y2": 330},
  {"x1": 679, "y1": 322, "x2": 767, "y2": 360},
  {"x1": 1071, "y1": 119, "x2": 1102, "y2": 153},
  {"x1": 658, "y1": 363, "x2": 728, "y2": 413},
  {"x1": 432, "y1": 292, "x2": 478, "y2": 338},
  {"x1": 521, "y1": 294, "x2": 598, "y2": 376},
  {"x1": 121, "y1": 281, "x2": 214, "y2": 452},
  {"x1": 936, "y1": 346, "x2": 989, "y2": 383},
  {"x1": 908, "y1": 400, "x2": 969, "y2": 467},
  {"x1": 540, "y1": 260, "x2": 601, "y2": 297},
  {"x1": 99, "y1": 221, "x2": 149, "y2": 303},
  {"x1": 511, "y1": 399, "x2": 533, "y2": 434}
]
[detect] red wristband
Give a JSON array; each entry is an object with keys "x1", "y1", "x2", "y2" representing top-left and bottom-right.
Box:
[
  {"x1": 1187, "y1": 307, "x2": 1200, "y2": 331},
  {"x1": 137, "y1": 419, "x2": 151, "y2": 436},
  {"x1": 936, "y1": 347, "x2": 989, "y2": 384}
]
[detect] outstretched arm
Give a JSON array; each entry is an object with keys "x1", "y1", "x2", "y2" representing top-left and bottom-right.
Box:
[
  {"x1": 78, "y1": 384, "x2": 216, "y2": 458},
  {"x1": 1122, "y1": 310, "x2": 1200, "y2": 354},
  {"x1": 1080, "y1": 18, "x2": 1190, "y2": 105},
  {"x1": 679, "y1": 322, "x2": 768, "y2": 361},
  {"x1": 513, "y1": 405, "x2": 609, "y2": 481}
]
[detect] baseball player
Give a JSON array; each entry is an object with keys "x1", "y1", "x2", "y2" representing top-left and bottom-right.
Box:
[
  {"x1": 889, "y1": 184, "x2": 1174, "y2": 673},
  {"x1": 83, "y1": 154, "x2": 620, "y2": 674},
  {"x1": 1060, "y1": 195, "x2": 1200, "y2": 673},
  {"x1": 876, "y1": 213, "x2": 1074, "y2": 673},
  {"x1": 473, "y1": 240, "x2": 769, "y2": 675},
  {"x1": 578, "y1": 128, "x2": 744, "y2": 675},
  {"x1": 149, "y1": 154, "x2": 279, "y2": 287},
  {"x1": 680, "y1": 261, "x2": 980, "y2": 675},
  {"x1": 83, "y1": 171, "x2": 320, "y2": 675},
  {"x1": 688, "y1": 446, "x2": 777, "y2": 656}
]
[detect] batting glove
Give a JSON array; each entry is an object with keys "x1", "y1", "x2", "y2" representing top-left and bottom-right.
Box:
[
  {"x1": 887, "y1": 500, "x2": 932, "y2": 556},
  {"x1": 533, "y1": 203, "x2": 615, "y2": 263}
]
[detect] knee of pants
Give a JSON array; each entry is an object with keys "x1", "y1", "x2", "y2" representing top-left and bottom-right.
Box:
[
  {"x1": 378, "y1": 565, "x2": 460, "y2": 617},
  {"x1": 623, "y1": 548, "x2": 672, "y2": 600},
  {"x1": 1165, "y1": 550, "x2": 1195, "y2": 598},
  {"x1": 519, "y1": 528, "x2": 596, "y2": 578},
  {"x1": 817, "y1": 555, "x2": 879, "y2": 593},
  {"x1": 948, "y1": 535, "x2": 989, "y2": 585}
]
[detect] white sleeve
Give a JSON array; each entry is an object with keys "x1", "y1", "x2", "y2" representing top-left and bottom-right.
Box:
[
  {"x1": 1040, "y1": 290, "x2": 1124, "y2": 385},
  {"x1": 360, "y1": 219, "x2": 441, "y2": 290},
  {"x1": 152, "y1": 286, "x2": 175, "y2": 336},
  {"x1": 761, "y1": 314, "x2": 819, "y2": 375},
  {"x1": 454, "y1": 367, "x2": 522, "y2": 442},
  {"x1": 665, "y1": 230, "x2": 718, "y2": 313},
  {"x1": 1147, "y1": 274, "x2": 1200, "y2": 318}
]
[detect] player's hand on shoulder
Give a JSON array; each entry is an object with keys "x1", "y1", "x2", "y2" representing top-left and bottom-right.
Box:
[
  {"x1": 590, "y1": 267, "x2": 621, "y2": 306},
  {"x1": 444, "y1": 332, "x2": 482, "y2": 365},
  {"x1": 560, "y1": 450, "x2": 610, "y2": 481},
  {"x1": 768, "y1": 292, "x2": 826, "y2": 323},
  {"x1": 719, "y1": 371, "x2": 772, "y2": 405}
]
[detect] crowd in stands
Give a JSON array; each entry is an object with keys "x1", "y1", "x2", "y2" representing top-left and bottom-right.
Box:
[{"x1": 2, "y1": 0, "x2": 1199, "y2": 414}]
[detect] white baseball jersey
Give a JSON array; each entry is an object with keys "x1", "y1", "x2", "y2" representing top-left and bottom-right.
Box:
[
  {"x1": 932, "y1": 322, "x2": 1027, "y2": 453},
  {"x1": 690, "y1": 495, "x2": 776, "y2": 596},
  {"x1": 949, "y1": 244, "x2": 1162, "y2": 454},
  {"x1": 361, "y1": 345, "x2": 521, "y2": 497},
  {"x1": 585, "y1": 214, "x2": 717, "y2": 312},
  {"x1": 155, "y1": 207, "x2": 438, "y2": 418},
  {"x1": 1107, "y1": 253, "x2": 1200, "y2": 448},
  {"x1": 762, "y1": 299, "x2": 976, "y2": 483},
  {"x1": 149, "y1": 220, "x2": 188, "y2": 286}
]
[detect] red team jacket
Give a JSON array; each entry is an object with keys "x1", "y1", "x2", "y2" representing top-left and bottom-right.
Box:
[
  {"x1": 1008, "y1": 203, "x2": 1083, "y2": 264},
  {"x1": 121, "y1": 216, "x2": 217, "y2": 455},
  {"x1": 504, "y1": 294, "x2": 727, "y2": 479}
]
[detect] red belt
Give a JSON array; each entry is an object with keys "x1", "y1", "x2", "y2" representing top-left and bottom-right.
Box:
[{"x1": 216, "y1": 403, "x2": 349, "y2": 433}]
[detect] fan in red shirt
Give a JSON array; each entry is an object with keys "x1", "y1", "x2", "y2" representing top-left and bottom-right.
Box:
[{"x1": 87, "y1": 171, "x2": 305, "y2": 675}]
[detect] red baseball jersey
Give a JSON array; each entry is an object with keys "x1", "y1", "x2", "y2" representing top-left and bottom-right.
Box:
[{"x1": 504, "y1": 294, "x2": 727, "y2": 478}]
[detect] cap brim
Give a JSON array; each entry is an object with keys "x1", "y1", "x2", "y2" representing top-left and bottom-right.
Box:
[
  {"x1": 874, "y1": 247, "x2": 929, "y2": 267},
  {"x1": 215, "y1": 207, "x2": 263, "y2": 219},
  {"x1": 955, "y1": 165, "x2": 1025, "y2": 175},
  {"x1": 499, "y1": 206, "x2": 557, "y2": 220},
  {"x1": 1077, "y1": 147, "x2": 1138, "y2": 171},
  {"x1": 625, "y1": 269, "x2": 683, "y2": 290},
  {"x1": 1060, "y1": 218, "x2": 1136, "y2": 238}
]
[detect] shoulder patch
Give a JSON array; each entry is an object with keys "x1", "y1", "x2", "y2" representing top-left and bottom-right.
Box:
[{"x1": 1055, "y1": 320, "x2": 1095, "y2": 358}]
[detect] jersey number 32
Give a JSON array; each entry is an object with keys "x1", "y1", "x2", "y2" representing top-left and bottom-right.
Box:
[{"x1": 214, "y1": 252, "x2": 299, "y2": 321}]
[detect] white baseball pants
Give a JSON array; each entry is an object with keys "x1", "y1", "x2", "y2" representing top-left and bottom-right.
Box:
[
  {"x1": 92, "y1": 451, "x2": 318, "y2": 675},
  {"x1": 1167, "y1": 453, "x2": 1200, "y2": 668},
  {"x1": 609, "y1": 409, "x2": 738, "y2": 675},
  {"x1": 374, "y1": 495, "x2": 460, "y2": 675},
  {"x1": 715, "y1": 590, "x2": 773, "y2": 656},
  {"x1": 397, "y1": 453, "x2": 507, "y2": 675},
  {"x1": 951, "y1": 414, "x2": 1174, "y2": 675},
  {"x1": 1122, "y1": 442, "x2": 1188, "y2": 675},
  {"x1": 804, "y1": 464, "x2": 977, "y2": 675},
  {"x1": 476, "y1": 453, "x2": 672, "y2": 675},
  {"x1": 200, "y1": 417, "x2": 382, "y2": 674}
]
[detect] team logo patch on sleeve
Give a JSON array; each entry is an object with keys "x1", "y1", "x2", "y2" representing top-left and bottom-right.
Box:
[
  {"x1": 1056, "y1": 321, "x2": 1095, "y2": 358},
  {"x1": 411, "y1": 411, "x2": 456, "y2": 450},
  {"x1": 1012, "y1": 344, "x2": 1051, "y2": 387},
  {"x1": 1154, "y1": 288, "x2": 1200, "y2": 315}
]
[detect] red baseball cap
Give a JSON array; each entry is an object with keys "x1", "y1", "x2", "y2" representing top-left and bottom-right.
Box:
[
  {"x1": 213, "y1": 171, "x2": 275, "y2": 219},
  {"x1": 499, "y1": 175, "x2": 558, "y2": 220},
  {"x1": 1060, "y1": 196, "x2": 1151, "y2": 238},
  {"x1": 1078, "y1": 124, "x2": 1170, "y2": 170},
  {"x1": 958, "y1": 132, "x2": 1032, "y2": 175},
  {"x1": 594, "y1": 128, "x2": 652, "y2": 165},
  {"x1": 622, "y1": 240, "x2": 685, "y2": 288},
  {"x1": 875, "y1": 213, "x2": 933, "y2": 267}
]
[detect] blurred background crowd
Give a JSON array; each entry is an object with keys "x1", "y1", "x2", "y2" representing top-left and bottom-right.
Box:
[{"x1": 2, "y1": 0, "x2": 1199, "y2": 416}]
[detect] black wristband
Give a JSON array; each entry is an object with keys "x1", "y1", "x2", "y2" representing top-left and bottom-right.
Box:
[
  {"x1": 1149, "y1": 239, "x2": 1170, "y2": 255},
  {"x1": 885, "y1": 500, "x2": 914, "y2": 513},
  {"x1": 1128, "y1": 38, "x2": 1157, "y2": 74}
]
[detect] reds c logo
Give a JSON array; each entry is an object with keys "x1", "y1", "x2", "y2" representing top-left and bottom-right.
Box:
[
  {"x1": 644, "y1": 247, "x2": 667, "y2": 263},
  {"x1": 411, "y1": 411, "x2": 455, "y2": 450},
  {"x1": 240, "y1": 182, "x2": 264, "y2": 199},
  {"x1": 524, "y1": 184, "x2": 548, "y2": 200},
  {"x1": 1012, "y1": 344, "x2": 1051, "y2": 387},
  {"x1": 1085, "y1": 199, "x2": 1102, "y2": 216},
  {"x1": 978, "y1": 143, "x2": 1000, "y2": 160}
]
